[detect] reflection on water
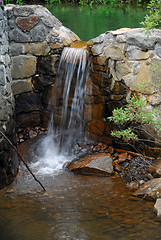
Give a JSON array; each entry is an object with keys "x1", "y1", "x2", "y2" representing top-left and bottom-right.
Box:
[
  {"x1": 46, "y1": 4, "x2": 146, "y2": 41},
  {"x1": 0, "y1": 155, "x2": 161, "y2": 239}
]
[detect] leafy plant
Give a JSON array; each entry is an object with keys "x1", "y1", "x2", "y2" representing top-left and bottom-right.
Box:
[
  {"x1": 6, "y1": 0, "x2": 24, "y2": 4},
  {"x1": 108, "y1": 95, "x2": 161, "y2": 142},
  {"x1": 141, "y1": 0, "x2": 161, "y2": 29}
]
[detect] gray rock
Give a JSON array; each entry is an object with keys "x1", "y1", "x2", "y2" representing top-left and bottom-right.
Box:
[
  {"x1": 91, "y1": 33, "x2": 105, "y2": 44},
  {"x1": 25, "y1": 42, "x2": 50, "y2": 56},
  {"x1": 149, "y1": 159, "x2": 161, "y2": 177},
  {"x1": 0, "y1": 55, "x2": 10, "y2": 67},
  {"x1": 9, "y1": 28, "x2": 30, "y2": 42},
  {"x1": 0, "y1": 94, "x2": 13, "y2": 121},
  {"x1": 13, "y1": 6, "x2": 34, "y2": 17},
  {"x1": 126, "y1": 45, "x2": 150, "y2": 60},
  {"x1": 30, "y1": 24, "x2": 48, "y2": 42},
  {"x1": 126, "y1": 30, "x2": 156, "y2": 50},
  {"x1": 154, "y1": 198, "x2": 161, "y2": 220},
  {"x1": 41, "y1": 15, "x2": 62, "y2": 28},
  {"x1": 0, "y1": 20, "x2": 4, "y2": 37},
  {"x1": 0, "y1": 64, "x2": 6, "y2": 86},
  {"x1": 155, "y1": 43, "x2": 161, "y2": 58},
  {"x1": 134, "y1": 178, "x2": 161, "y2": 200},
  {"x1": 8, "y1": 19, "x2": 15, "y2": 29},
  {"x1": 1, "y1": 34, "x2": 8, "y2": 55},
  {"x1": 133, "y1": 62, "x2": 141, "y2": 75},
  {"x1": 0, "y1": 5, "x2": 3, "y2": 20},
  {"x1": 11, "y1": 55, "x2": 36, "y2": 79},
  {"x1": 11, "y1": 78, "x2": 33, "y2": 96},
  {"x1": 9, "y1": 43, "x2": 25, "y2": 56}
]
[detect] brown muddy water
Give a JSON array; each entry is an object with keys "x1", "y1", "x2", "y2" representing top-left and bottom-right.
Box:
[{"x1": 0, "y1": 139, "x2": 161, "y2": 240}]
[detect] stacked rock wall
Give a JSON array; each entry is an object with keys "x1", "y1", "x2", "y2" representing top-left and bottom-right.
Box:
[
  {"x1": 87, "y1": 28, "x2": 161, "y2": 150},
  {"x1": 6, "y1": 4, "x2": 79, "y2": 128},
  {"x1": 0, "y1": 1, "x2": 18, "y2": 189}
]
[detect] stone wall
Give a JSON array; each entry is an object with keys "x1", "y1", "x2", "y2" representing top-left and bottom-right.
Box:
[
  {"x1": 0, "y1": 1, "x2": 18, "y2": 189},
  {"x1": 86, "y1": 28, "x2": 161, "y2": 152},
  {"x1": 5, "y1": 4, "x2": 79, "y2": 128}
]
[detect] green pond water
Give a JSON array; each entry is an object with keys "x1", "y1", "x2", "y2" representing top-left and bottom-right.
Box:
[{"x1": 46, "y1": 4, "x2": 147, "y2": 41}]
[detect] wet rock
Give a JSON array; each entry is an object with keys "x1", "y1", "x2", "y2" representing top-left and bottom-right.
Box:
[
  {"x1": 29, "y1": 130, "x2": 37, "y2": 139},
  {"x1": 16, "y1": 111, "x2": 41, "y2": 128},
  {"x1": 37, "y1": 55, "x2": 59, "y2": 76},
  {"x1": 67, "y1": 153, "x2": 113, "y2": 176},
  {"x1": 149, "y1": 159, "x2": 161, "y2": 178},
  {"x1": 15, "y1": 92, "x2": 41, "y2": 115},
  {"x1": 87, "y1": 119, "x2": 105, "y2": 137},
  {"x1": 134, "y1": 178, "x2": 161, "y2": 200},
  {"x1": 154, "y1": 198, "x2": 161, "y2": 220},
  {"x1": 127, "y1": 181, "x2": 139, "y2": 191},
  {"x1": 116, "y1": 152, "x2": 128, "y2": 163},
  {"x1": 119, "y1": 155, "x2": 153, "y2": 183},
  {"x1": 107, "y1": 146, "x2": 115, "y2": 155}
]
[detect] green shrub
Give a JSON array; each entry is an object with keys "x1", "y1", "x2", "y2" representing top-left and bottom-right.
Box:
[
  {"x1": 108, "y1": 95, "x2": 161, "y2": 142},
  {"x1": 141, "y1": 0, "x2": 161, "y2": 29}
]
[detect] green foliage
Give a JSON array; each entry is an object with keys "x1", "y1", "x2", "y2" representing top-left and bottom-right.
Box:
[
  {"x1": 141, "y1": 0, "x2": 161, "y2": 29},
  {"x1": 108, "y1": 95, "x2": 161, "y2": 142},
  {"x1": 111, "y1": 128, "x2": 138, "y2": 141},
  {"x1": 6, "y1": 0, "x2": 24, "y2": 4}
]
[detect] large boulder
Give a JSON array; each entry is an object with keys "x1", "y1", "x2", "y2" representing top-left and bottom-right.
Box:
[
  {"x1": 134, "y1": 178, "x2": 161, "y2": 200},
  {"x1": 66, "y1": 153, "x2": 114, "y2": 176}
]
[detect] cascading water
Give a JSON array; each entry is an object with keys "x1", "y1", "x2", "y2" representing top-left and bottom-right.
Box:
[{"x1": 32, "y1": 43, "x2": 91, "y2": 173}]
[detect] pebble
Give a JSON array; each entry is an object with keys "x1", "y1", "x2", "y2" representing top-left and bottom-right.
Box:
[{"x1": 17, "y1": 126, "x2": 48, "y2": 144}]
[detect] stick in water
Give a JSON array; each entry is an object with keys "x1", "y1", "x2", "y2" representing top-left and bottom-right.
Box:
[{"x1": 0, "y1": 130, "x2": 46, "y2": 191}]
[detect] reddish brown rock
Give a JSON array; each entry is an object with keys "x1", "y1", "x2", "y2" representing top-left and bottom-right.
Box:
[
  {"x1": 107, "y1": 146, "x2": 115, "y2": 155},
  {"x1": 87, "y1": 119, "x2": 105, "y2": 137},
  {"x1": 16, "y1": 16, "x2": 40, "y2": 32},
  {"x1": 67, "y1": 153, "x2": 113, "y2": 176},
  {"x1": 117, "y1": 152, "x2": 128, "y2": 163}
]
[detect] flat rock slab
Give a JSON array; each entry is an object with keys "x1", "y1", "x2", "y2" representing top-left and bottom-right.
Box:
[
  {"x1": 134, "y1": 178, "x2": 161, "y2": 200},
  {"x1": 67, "y1": 153, "x2": 113, "y2": 176},
  {"x1": 154, "y1": 198, "x2": 161, "y2": 220}
]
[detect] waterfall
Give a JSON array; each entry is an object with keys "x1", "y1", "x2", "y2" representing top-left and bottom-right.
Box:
[{"x1": 33, "y1": 44, "x2": 91, "y2": 173}]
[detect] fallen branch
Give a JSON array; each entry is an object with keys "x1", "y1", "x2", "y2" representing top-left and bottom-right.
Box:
[{"x1": 0, "y1": 130, "x2": 46, "y2": 191}]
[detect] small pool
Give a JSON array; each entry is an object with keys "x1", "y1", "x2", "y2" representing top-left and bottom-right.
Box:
[{"x1": 0, "y1": 138, "x2": 161, "y2": 240}]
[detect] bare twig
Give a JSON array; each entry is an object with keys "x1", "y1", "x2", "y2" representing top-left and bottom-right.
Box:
[{"x1": 0, "y1": 130, "x2": 46, "y2": 191}]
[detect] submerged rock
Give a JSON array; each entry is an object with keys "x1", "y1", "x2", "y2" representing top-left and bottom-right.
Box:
[
  {"x1": 134, "y1": 178, "x2": 161, "y2": 200},
  {"x1": 67, "y1": 153, "x2": 113, "y2": 176},
  {"x1": 154, "y1": 198, "x2": 161, "y2": 220}
]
